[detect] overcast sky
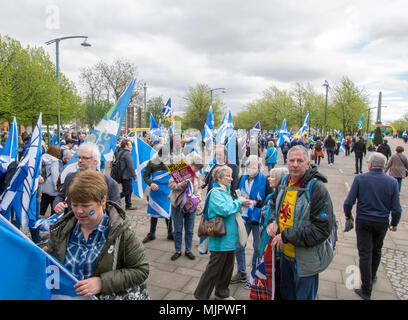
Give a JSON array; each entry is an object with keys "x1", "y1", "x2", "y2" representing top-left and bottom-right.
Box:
[{"x1": 1, "y1": 0, "x2": 407, "y2": 124}]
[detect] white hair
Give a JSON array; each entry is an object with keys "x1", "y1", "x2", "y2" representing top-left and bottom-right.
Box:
[
  {"x1": 78, "y1": 143, "x2": 101, "y2": 167},
  {"x1": 368, "y1": 152, "x2": 387, "y2": 168},
  {"x1": 245, "y1": 154, "x2": 263, "y2": 169}
]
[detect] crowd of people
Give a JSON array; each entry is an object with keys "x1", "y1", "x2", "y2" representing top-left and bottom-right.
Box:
[{"x1": 0, "y1": 126, "x2": 406, "y2": 301}]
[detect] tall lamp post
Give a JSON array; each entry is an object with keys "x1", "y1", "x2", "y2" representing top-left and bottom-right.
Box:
[
  {"x1": 323, "y1": 80, "x2": 329, "y2": 137},
  {"x1": 45, "y1": 36, "x2": 91, "y2": 143},
  {"x1": 207, "y1": 87, "x2": 226, "y2": 107},
  {"x1": 143, "y1": 82, "x2": 147, "y2": 127}
]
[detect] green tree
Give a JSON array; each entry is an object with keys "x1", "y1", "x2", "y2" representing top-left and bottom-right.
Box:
[
  {"x1": 183, "y1": 84, "x2": 224, "y2": 130},
  {"x1": 146, "y1": 96, "x2": 166, "y2": 127},
  {"x1": 331, "y1": 77, "x2": 369, "y2": 135},
  {"x1": 373, "y1": 126, "x2": 383, "y2": 146}
]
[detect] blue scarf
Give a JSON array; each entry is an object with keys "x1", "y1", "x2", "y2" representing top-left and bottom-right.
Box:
[{"x1": 238, "y1": 172, "x2": 266, "y2": 222}]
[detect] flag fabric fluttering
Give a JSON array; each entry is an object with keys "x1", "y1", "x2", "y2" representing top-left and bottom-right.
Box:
[
  {"x1": 276, "y1": 119, "x2": 289, "y2": 147},
  {"x1": 59, "y1": 79, "x2": 136, "y2": 184},
  {"x1": 297, "y1": 113, "x2": 309, "y2": 138},
  {"x1": 149, "y1": 113, "x2": 163, "y2": 142},
  {"x1": 216, "y1": 110, "x2": 234, "y2": 144},
  {"x1": 273, "y1": 125, "x2": 278, "y2": 138},
  {"x1": 202, "y1": 106, "x2": 215, "y2": 147},
  {"x1": 0, "y1": 117, "x2": 18, "y2": 169},
  {"x1": 162, "y1": 98, "x2": 173, "y2": 122},
  {"x1": 357, "y1": 114, "x2": 364, "y2": 129},
  {"x1": 226, "y1": 131, "x2": 237, "y2": 164},
  {"x1": 252, "y1": 121, "x2": 261, "y2": 132},
  {"x1": 334, "y1": 130, "x2": 346, "y2": 153},
  {"x1": 0, "y1": 214, "x2": 90, "y2": 300},
  {"x1": 132, "y1": 137, "x2": 157, "y2": 199},
  {"x1": 147, "y1": 170, "x2": 172, "y2": 219},
  {"x1": 0, "y1": 114, "x2": 42, "y2": 227}
]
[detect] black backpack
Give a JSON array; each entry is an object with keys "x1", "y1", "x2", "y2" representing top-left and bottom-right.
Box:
[
  {"x1": 110, "y1": 149, "x2": 125, "y2": 183},
  {"x1": 315, "y1": 141, "x2": 322, "y2": 151}
]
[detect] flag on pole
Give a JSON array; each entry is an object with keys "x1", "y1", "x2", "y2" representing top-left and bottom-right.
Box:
[
  {"x1": 132, "y1": 137, "x2": 157, "y2": 199},
  {"x1": 297, "y1": 113, "x2": 309, "y2": 138},
  {"x1": 0, "y1": 214, "x2": 89, "y2": 300},
  {"x1": 202, "y1": 106, "x2": 215, "y2": 147},
  {"x1": 216, "y1": 110, "x2": 234, "y2": 144},
  {"x1": 162, "y1": 98, "x2": 173, "y2": 122},
  {"x1": 273, "y1": 125, "x2": 278, "y2": 138},
  {"x1": 0, "y1": 117, "x2": 18, "y2": 169},
  {"x1": 357, "y1": 114, "x2": 364, "y2": 129},
  {"x1": 277, "y1": 119, "x2": 289, "y2": 147},
  {"x1": 60, "y1": 79, "x2": 136, "y2": 184},
  {"x1": 0, "y1": 113, "x2": 42, "y2": 227},
  {"x1": 334, "y1": 130, "x2": 346, "y2": 152},
  {"x1": 252, "y1": 121, "x2": 261, "y2": 132},
  {"x1": 226, "y1": 131, "x2": 237, "y2": 164}
]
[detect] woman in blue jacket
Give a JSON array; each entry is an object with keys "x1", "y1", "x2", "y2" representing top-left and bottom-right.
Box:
[
  {"x1": 193, "y1": 165, "x2": 247, "y2": 300},
  {"x1": 265, "y1": 141, "x2": 278, "y2": 171}
]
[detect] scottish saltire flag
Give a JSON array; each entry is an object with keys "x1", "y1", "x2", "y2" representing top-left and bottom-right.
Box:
[
  {"x1": 162, "y1": 98, "x2": 172, "y2": 121},
  {"x1": 0, "y1": 117, "x2": 18, "y2": 169},
  {"x1": 273, "y1": 125, "x2": 278, "y2": 138},
  {"x1": 277, "y1": 119, "x2": 289, "y2": 147},
  {"x1": 334, "y1": 130, "x2": 346, "y2": 152},
  {"x1": 297, "y1": 113, "x2": 309, "y2": 138},
  {"x1": 132, "y1": 137, "x2": 157, "y2": 199},
  {"x1": 216, "y1": 110, "x2": 234, "y2": 144},
  {"x1": 0, "y1": 214, "x2": 90, "y2": 300},
  {"x1": 203, "y1": 156, "x2": 216, "y2": 175},
  {"x1": 149, "y1": 113, "x2": 163, "y2": 143},
  {"x1": 60, "y1": 79, "x2": 136, "y2": 183},
  {"x1": 202, "y1": 106, "x2": 215, "y2": 147},
  {"x1": 252, "y1": 121, "x2": 261, "y2": 132},
  {"x1": 357, "y1": 114, "x2": 364, "y2": 129},
  {"x1": 147, "y1": 170, "x2": 172, "y2": 219},
  {"x1": 226, "y1": 132, "x2": 237, "y2": 164},
  {"x1": 0, "y1": 114, "x2": 42, "y2": 227},
  {"x1": 33, "y1": 212, "x2": 65, "y2": 232}
]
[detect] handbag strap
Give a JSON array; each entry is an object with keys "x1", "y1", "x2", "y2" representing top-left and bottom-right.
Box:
[{"x1": 202, "y1": 187, "x2": 223, "y2": 219}]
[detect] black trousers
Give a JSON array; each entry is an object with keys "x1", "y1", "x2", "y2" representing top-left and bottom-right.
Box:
[
  {"x1": 356, "y1": 219, "x2": 388, "y2": 296},
  {"x1": 355, "y1": 154, "x2": 363, "y2": 172},
  {"x1": 194, "y1": 250, "x2": 235, "y2": 300},
  {"x1": 40, "y1": 193, "x2": 56, "y2": 216},
  {"x1": 120, "y1": 179, "x2": 133, "y2": 208}
]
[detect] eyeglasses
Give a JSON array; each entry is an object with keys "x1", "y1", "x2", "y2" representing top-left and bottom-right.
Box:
[{"x1": 78, "y1": 156, "x2": 93, "y2": 160}]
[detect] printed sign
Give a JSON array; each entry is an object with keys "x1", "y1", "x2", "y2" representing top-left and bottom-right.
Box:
[{"x1": 166, "y1": 158, "x2": 194, "y2": 184}]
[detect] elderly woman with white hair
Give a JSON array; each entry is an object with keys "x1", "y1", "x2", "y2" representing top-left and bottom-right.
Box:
[
  {"x1": 53, "y1": 143, "x2": 121, "y2": 214},
  {"x1": 230, "y1": 155, "x2": 272, "y2": 287}
]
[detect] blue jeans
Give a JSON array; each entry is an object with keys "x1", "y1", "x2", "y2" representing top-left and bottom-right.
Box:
[
  {"x1": 172, "y1": 206, "x2": 196, "y2": 252},
  {"x1": 235, "y1": 220, "x2": 260, "y2": 274},
  {"x1": 396, "y1": 177, "x2": 402, "y2": 192},
  {"x1": 280, "y1": 255, "x2": 319, "y2": 300}
]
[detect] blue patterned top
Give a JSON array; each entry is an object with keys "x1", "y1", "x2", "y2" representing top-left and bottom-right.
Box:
[{"x1": 64, "y1": 212, "x2": 109, "y2": 280}]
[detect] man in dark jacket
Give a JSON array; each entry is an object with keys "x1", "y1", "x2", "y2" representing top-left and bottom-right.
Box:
[
  {"x1": 117, "y1": 139, "x2": 137, "y2": 210},
  {"x1": 376, "y1": 139, "x2": 392, "y2": 160},
  {"x1": 324, "y1": 135, "x2": 336, "y2": 165},
  {"x1": 351, "y1": 136, "x2": 367, "y2": 174},
  {"x1": 266, "y1": 145, "x2": 335, "y2": 300},
  {"x1": 53, "y1": 143, "x2": 121, "y2": 214},
  {"x1": 344, "y1": 152, "x2": 400, "y2": 300}
]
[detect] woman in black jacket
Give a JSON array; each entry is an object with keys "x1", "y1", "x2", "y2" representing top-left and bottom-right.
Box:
[{"x1": 324, "y1": 135, "x2": 336, "y2": 166}]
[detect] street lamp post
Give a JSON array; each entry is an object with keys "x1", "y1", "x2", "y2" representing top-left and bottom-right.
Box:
[
  {"x1": 207, "y1": 87, "x2": 226, "y2": 107},
  {"x1": 45, "y1": 36, "x2": 91, "y2": 143},
  {"x1": 143, "y1": 82, "x2": 147, "y2": 127},
  {"x1": 323, "y1": 80, "x2": 329, "y2": 137},
  {"x1": 91, "y1": 87, "x2": 95, "y2": 129}
]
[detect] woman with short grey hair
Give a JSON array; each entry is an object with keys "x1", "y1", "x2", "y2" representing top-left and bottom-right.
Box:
[{"x1": 385, "y1": 146, "x2": 408, "y2": 192}]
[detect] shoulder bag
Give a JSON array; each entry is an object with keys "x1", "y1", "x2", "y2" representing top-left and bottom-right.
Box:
[{"x1": 197, "y1": 188, "x2": 226, "y2": 237}]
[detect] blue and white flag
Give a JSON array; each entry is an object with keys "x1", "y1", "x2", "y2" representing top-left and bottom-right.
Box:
[
  {"x1": 357, "y1": 114, "x2": 364, "y2": 129},
  {"x1": 60, "y1": 79, "x2": 136, "y2": 183},
  {"x1": 298, "y1": 113, "x2": 309, "y2": 138},
  {"x1": 226, "y1": 131, "x2": 237, "y2": 164},
  {"x1": 0, "y1": 214, "x2": 88, "y2": 300},
  {"x1": 162, "y1": 98, "x2": 172, "y2": 119},
  {"x1": 51, "y1": 134, "x2": 58, "y2": 146},
  {"x1": 277, "y1": 119, "x2": 289, "y2": 147},
  {"x1": 216, "y1": 110, "x2": 234, "y2": 144},
  {"x1": 149, "y1": 113, "x2": 163, "y2": 142},
  {"x1": 33, "y1": 212, "x2": 65, "y2": 232},
  {"x1": 0, "y1": 117, "x2": 18, "y2": 169},
  {"x1": 334, "y1": 130, "x2": 346, "y2": 152},
  {"x1": 402, "y1": 131, "x2": 407, "y2": 138},
  {"x1": 0, "y1": 114, "x2": 42, "y2": 227},
  {"x1": 202, "y1": 106, "x2": 215, "y2": 147},
  {"x1": 147, "y1": 170, "x2": 172, "y2": 219},
  {"x1": 132, "y1": 137, "x2": 157, "y2": 199},
  {"x1": 252, "y1": 121, "x2": 261, "y2": 132},
  {"x1": 273, "y1": 125, "x2": 278, "y2": 138}
]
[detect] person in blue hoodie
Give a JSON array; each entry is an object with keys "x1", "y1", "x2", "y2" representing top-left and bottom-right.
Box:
[
  {"x1": 344, "y1": 152, "x2": 401, "y2": 300},
  {"x1": 265, "y1": 141, "x2": 278, "y2": 171}
]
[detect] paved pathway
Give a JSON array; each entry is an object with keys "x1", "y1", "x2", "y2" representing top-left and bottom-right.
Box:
[{"x1": 112, "y1": 137, "x2": 408, "y2": 300}]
